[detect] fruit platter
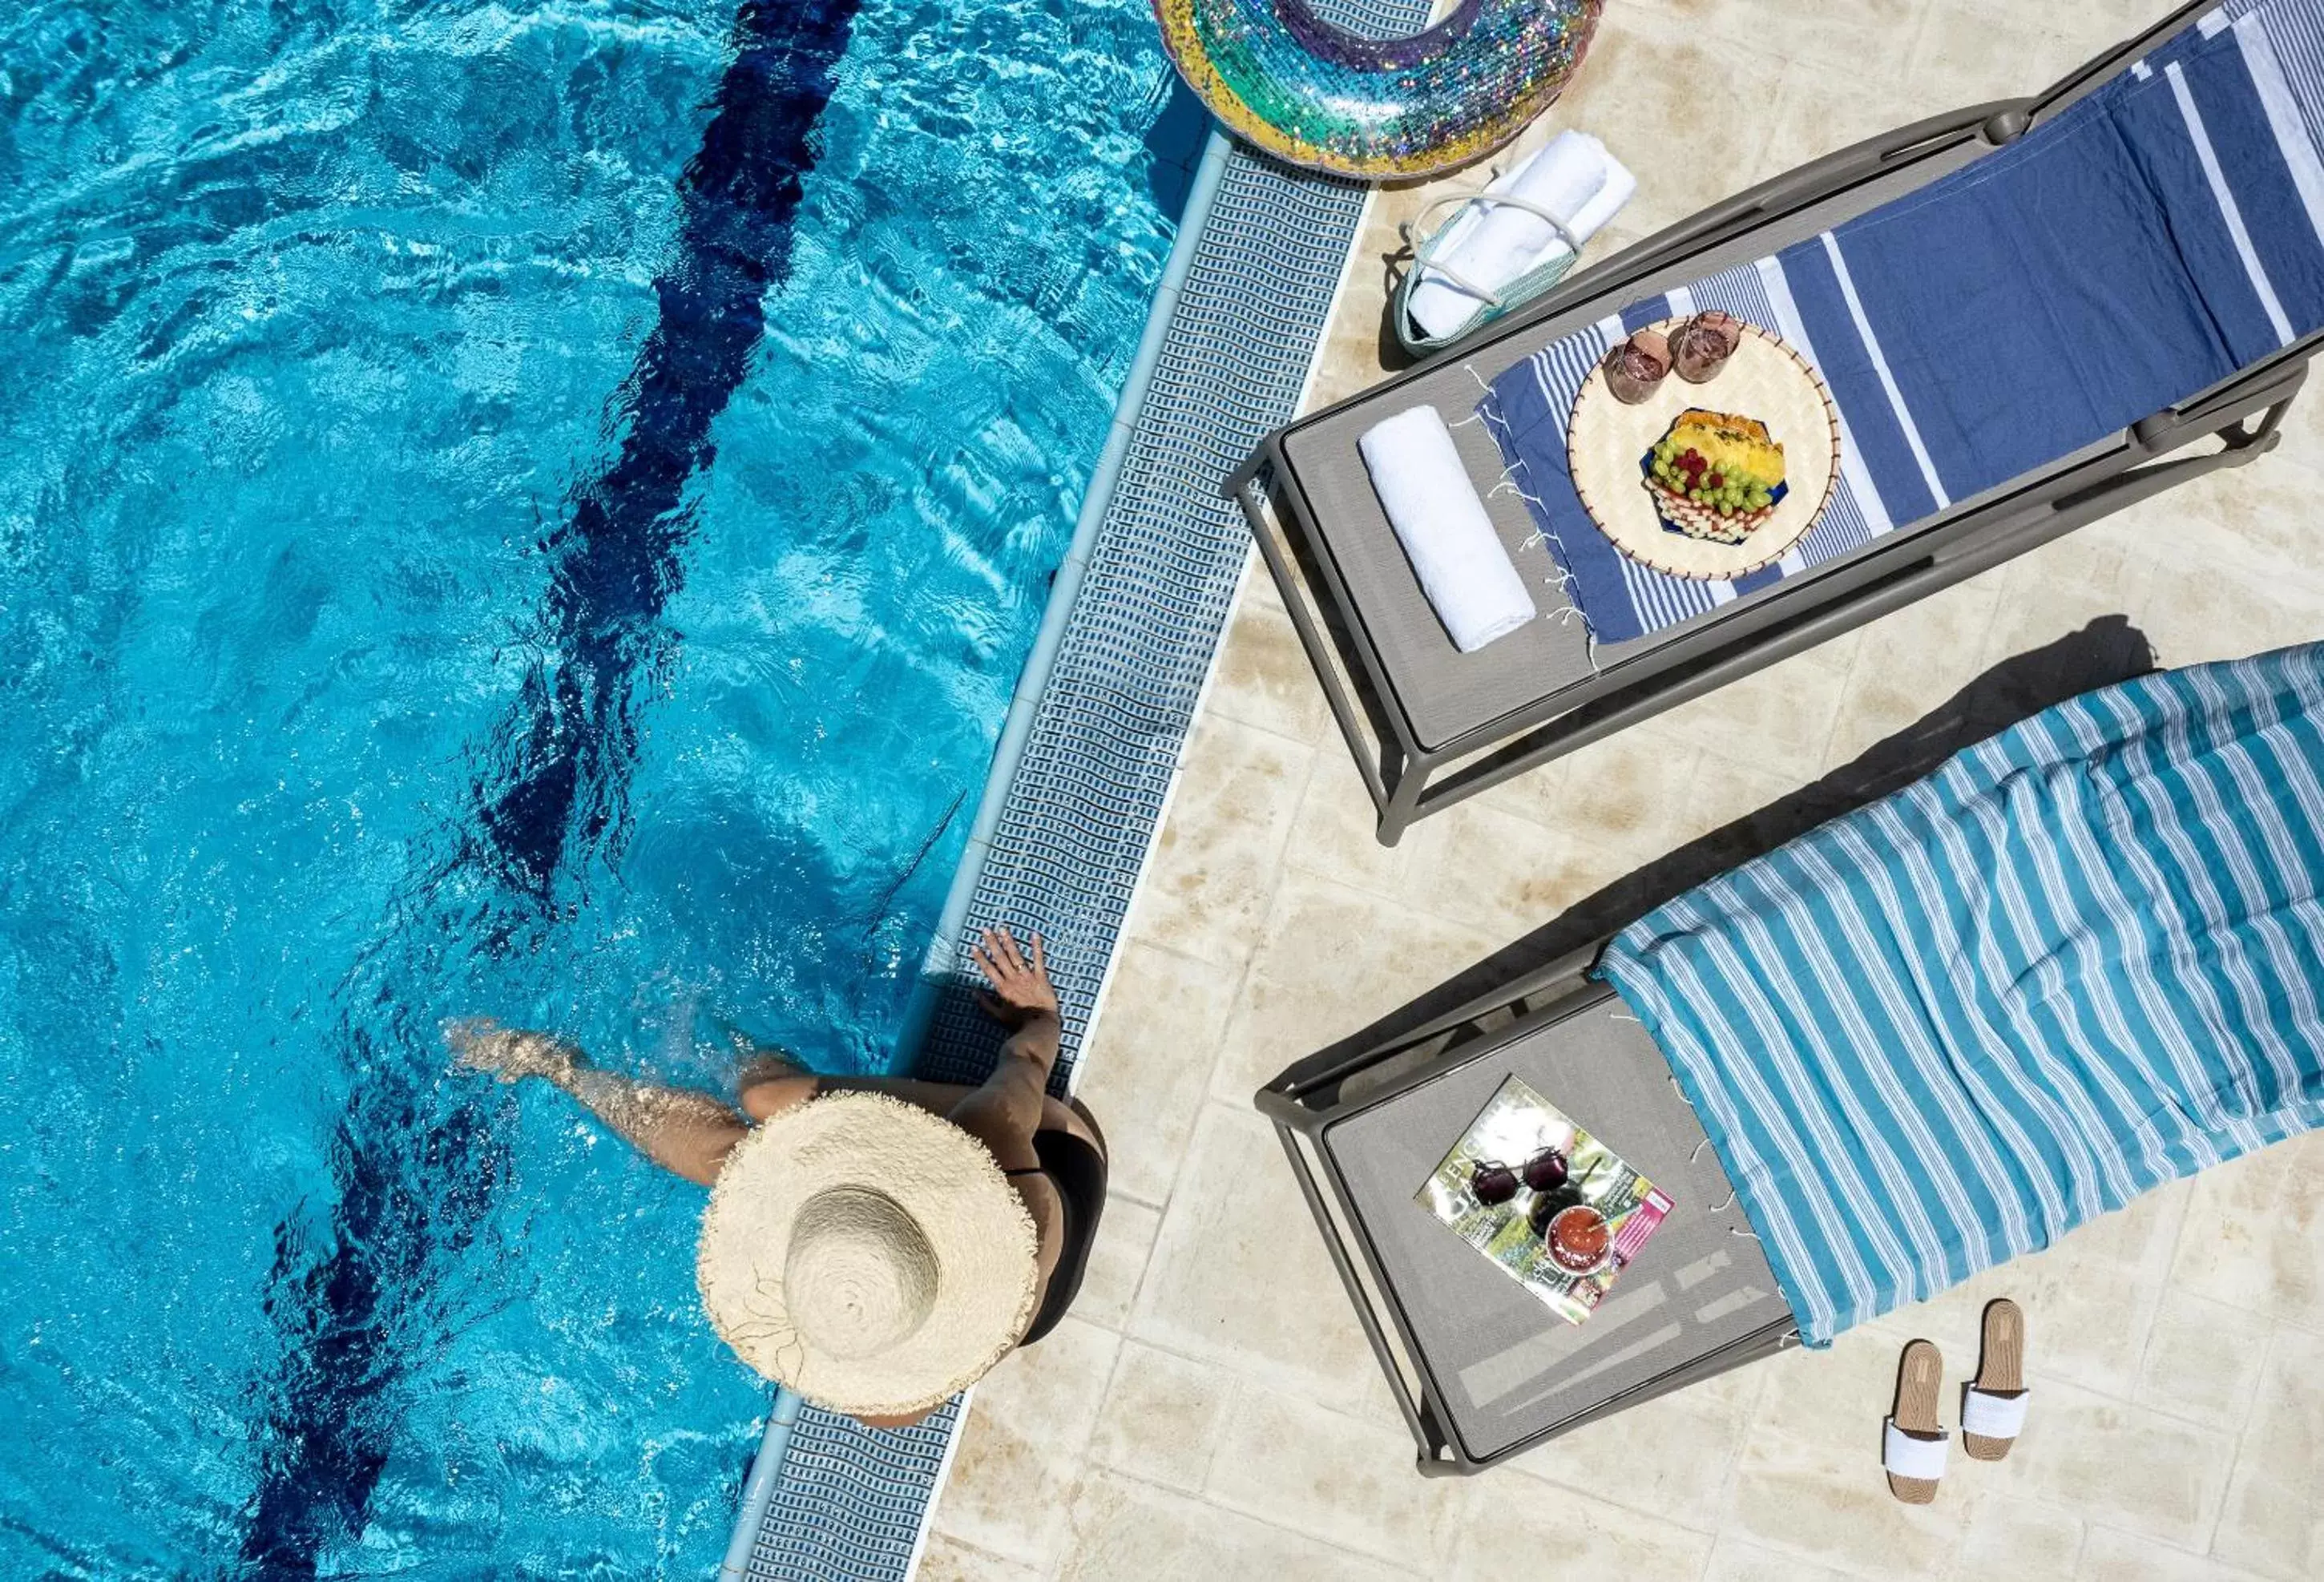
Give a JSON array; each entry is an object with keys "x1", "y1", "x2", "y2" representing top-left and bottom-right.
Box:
[
  {"x1": 1644, "y1": 410, "x2": 1787, "y2": 545},
  {"x1": 1564, "y1": 316, "x2": 1841, "y2": 582}
]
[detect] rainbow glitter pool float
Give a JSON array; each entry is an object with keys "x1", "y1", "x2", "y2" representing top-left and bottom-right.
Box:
[{"x1": 1155, "y1": 0, "x2": 1603, "y2": 179}]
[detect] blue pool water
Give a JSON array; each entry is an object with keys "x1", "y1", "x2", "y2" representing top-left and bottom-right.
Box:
[{"x1": 0, "y1": 1, "x2": 1188, "y2": 1574}]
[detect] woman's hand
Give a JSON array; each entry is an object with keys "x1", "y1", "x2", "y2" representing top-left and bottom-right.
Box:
[
  {"x1": 970, "y1": 926, "x2": 1058, "y2": 1027},
  {"x1": 445, "y1": 1017, "x2": 578, "y2": 1085}
]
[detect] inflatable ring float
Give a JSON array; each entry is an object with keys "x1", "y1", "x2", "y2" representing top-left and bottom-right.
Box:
[{"x1": 1154, "y1": 0, "x2": 1603, "y2": 180}]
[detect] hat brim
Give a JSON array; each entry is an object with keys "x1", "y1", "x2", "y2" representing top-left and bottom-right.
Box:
[{"x1": 697, "y1": 1092, "x2": 1039, "y2": 1419}]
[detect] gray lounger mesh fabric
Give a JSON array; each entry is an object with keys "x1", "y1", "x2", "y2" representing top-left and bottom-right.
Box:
[
  {"x1": 1323, "y1": 991, "x2": 1791, "y2": 1461},
  {"x1": 1271, "y1": 139, "x2": 1994, "y2": 753}
]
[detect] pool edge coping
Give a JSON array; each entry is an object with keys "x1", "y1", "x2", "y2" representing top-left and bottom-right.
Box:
[
  {"x1": 1051, "y1": 170, "x2": 1378, "y2": 1102},
  {"x1": 718, "y1": 127, "x2": 1245, "y2": 1581},
  {"x1": 888, "y1": 161, "x2": 1378, "y2": 1582},
  {"x1": 888, "y1": 127, "x2": 1240, "y2": 1067}
]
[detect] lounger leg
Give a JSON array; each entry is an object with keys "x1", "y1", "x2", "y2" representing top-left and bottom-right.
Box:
[
  {"x1": 1265, "y1": 1124, "x2": 1450, "y2": 1466},
  {"x1": 1221, "y1": 443, "x2": 1270, "y2": 501},
  {"x1": 1230, "y1": 460, "x2": 1417, "y2": 839},
  {"x1": 1376, "y1": 753, "x2": 1428, "y2": 847}
]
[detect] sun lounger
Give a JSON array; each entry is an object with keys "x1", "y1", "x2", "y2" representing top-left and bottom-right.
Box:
[
  {"x1": 1256, "y1": 634, "x2": 2324, "y2": 1473},
  {"x1": 1229, "y1": 0, "x2": 2318, "y2": 844},
  {"x1": 1260, "y1": 967, "x2": 1798, "y2": 1473}
]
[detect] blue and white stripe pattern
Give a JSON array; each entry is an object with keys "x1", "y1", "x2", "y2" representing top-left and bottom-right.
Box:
[
  {"x1": 1483, "y1": 0, "x2": 2324, "y2": 647},
  {"x1": 1599, "y1": 645, "x2": 2324, "y2": 1345}
]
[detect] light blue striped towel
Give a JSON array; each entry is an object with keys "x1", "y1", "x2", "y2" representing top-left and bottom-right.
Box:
[{"x1": 1599, "y1": 644, "x2": 2324, "y2": 1345}]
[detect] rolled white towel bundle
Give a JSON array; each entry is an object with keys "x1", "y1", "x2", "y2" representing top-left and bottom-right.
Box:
[
  {"x1": 1358, "y1": 406, "x2": 1536, "y2": 653},
  {"x1": 1406, "y1": 131, "x2": 1636, "y2": 341}
]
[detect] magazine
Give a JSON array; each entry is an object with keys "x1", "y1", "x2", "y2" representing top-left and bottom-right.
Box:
[{"x1": 1414, "y1": 1074, "x2": 1672, "y2": 1325}]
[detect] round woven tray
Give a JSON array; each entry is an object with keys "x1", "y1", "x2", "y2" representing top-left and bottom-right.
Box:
[{"x1": 1566, "y1": 317, "x2": 1841, "y2": 581}]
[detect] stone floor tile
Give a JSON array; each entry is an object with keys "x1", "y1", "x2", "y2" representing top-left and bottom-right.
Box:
[
  {"x1": 1210, "y1": 567, "x2": 1336, "y2": 751},
  {"x1": 1546, "y1": 724, "x2": 1705, "y2": 873},
  {"x1": 1977, "y1": 531, "x2": 2159, "y2": 673},
  {"x1": 1087, "y1": 1341, "x2": 1233, "y2": 1494},
  {"x1": 1208, "y1": 869, "x2": 1495, "y2": 1106},
  {"x1": 2078, "y1": 1526, "x2": 2270, "y2": 1582},
  {"x1": 1998, "y1": 1375, "x2": 2235, "y2": 1552},
  {"x1": 1745, "y1": 1327, "x2": 1920, "y2": 1452},
  {"x1": 1645, "y1": 644, "x2": 1856, "y2": 782},
  {"x1": 1200, "y1": 1385, "x2": 1468, "y2": 1572},
  {"x1": 1131, "y1": 712, "x2": 1313, "y2": 969},
  {"x1": 1071, "y1": 1193, "x2": 1161, "y2": 1333},
  {"x1": 1281, "y1": 746, "x2": 1438, "y2": 902},
  {"x1": 1821, "y1": 578, "x2": 2004, "y2": 767},
  {"x1": 1446, "y1": 1475, "x2": 1712, "y2": 1582},
  {"x1": 1072, "y1": 940, "x2": 1237, "y2": 1208},
  {"x1": 2212, "y1": 1326, "x2": 2324, "y2": 1581},
  {"x1": 1414, "y1": 796, "x2": 1599, "y2": 941},
  {"x1": 2132, "y1": 552, "x2": 2324, "y2": 675},
  {"x1": 1681, "y1": 746, "x2": 1816, "y2": 839},
  {"x1": 1749, "y1": 54, "x2": 1937, "y2": 191},
  {"x1": 916, "y1": 1533, "x2": 1043, "y2": 1582},
  {"x1": 1904, "y1": 0, "x2": 2084, "y2": 100},
  {"x1": 2136, "y1": 1291, "x2": 2273, "y2": 1433},
  {"x1": 1951, "y1": 1492, "x2": 2085, "y2": 1580},
  {"x1": 1754, "y1": 0, "x2": 1935, "y2": 81},
  {"x1": 1130, "y1": 1101, "x2": 1403, "y2": 1422},
  {"x1": 934, "y1": 1317, "x2": 1122, "y2": 1572},
  {"x1": 2153, "y1": 450, "x2": 2324, "y2": 591},
  {"x1": 1512, "y1": 1370, "x2": 1761, "y2": 1532},
  {"x1": 1442, "y1": 741, "x2": 1576, "y2": 838},
  {"x1": 1701, "y1": 1536, "x2": 1867, "y2": 1582},
  {"x1": 1057, "y1": 1470, "x2": 1418, "y2": 1582},
  {"x1": 2170, "y1": 1142, "x2": 2324, "y2": 1330},
  {"x1": 1723, "y1": 1415, "x2": 1975, "y2": 1579}
]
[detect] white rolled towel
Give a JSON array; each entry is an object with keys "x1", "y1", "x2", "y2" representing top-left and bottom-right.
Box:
[
  {"x1": 1406, "y1": 131, "x2": 1636, "y2": 341},
  {"x1": 1357, "y1": 406, "x2": 1536, "y2": 653}
]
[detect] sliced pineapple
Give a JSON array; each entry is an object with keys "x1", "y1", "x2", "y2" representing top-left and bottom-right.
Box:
[{"x1": 1663, "y1": 409, "x2": 1785, "y2": 492}]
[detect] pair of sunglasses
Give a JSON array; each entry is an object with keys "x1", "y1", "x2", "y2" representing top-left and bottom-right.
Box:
[{"x1": 1468, "y1": 1146, "x2": 1569, "y2": 1205}]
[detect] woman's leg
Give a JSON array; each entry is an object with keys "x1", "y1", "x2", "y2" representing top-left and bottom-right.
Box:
[{"x1": 449, "y1": 1021, "x2": 748, "y2": 1187}]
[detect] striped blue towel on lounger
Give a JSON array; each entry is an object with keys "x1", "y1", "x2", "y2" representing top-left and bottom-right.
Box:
[
  {"x1": 1596, "y1": 644, "x2": 2324, "y2": 1345},
  {"x1": 1482, "y1": 0, "x2": 2324, "y2": 645}
]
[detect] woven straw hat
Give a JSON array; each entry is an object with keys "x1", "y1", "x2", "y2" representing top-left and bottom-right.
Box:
[{"x1": 696, "y1": 1092, "x2": 1040, "y2": 1418}]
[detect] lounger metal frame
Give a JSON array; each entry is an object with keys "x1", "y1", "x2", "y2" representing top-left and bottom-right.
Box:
[
  {"x1": 1228, "y1": 0, "x2": 2306, "y2": 845},
  {"x1": 1255, "y1": 946, "x2": 1797, "y2": 1475}
]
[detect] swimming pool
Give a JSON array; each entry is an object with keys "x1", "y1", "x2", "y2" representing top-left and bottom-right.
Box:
[{"x1": 0, "y1": 0, "x2": 1188, "y2": 1573}]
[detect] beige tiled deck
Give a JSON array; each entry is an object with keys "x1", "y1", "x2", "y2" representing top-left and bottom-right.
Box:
[{"x1": 927, "y1": 2, "x2": 2324, "y2": 1576}]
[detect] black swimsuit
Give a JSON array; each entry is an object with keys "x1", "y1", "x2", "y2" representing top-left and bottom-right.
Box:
[{"x1": 1007, "y1": 1122, "x2": 1108, "y2": 1346}]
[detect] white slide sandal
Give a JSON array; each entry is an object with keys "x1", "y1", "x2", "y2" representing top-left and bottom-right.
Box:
[
  {"x1": 1885, "y1": 1338, "x2": 1950, "y2": 1503},
  {"x1": 1963, "y1": 1297, "x2": 2030, "y2": 1461}
]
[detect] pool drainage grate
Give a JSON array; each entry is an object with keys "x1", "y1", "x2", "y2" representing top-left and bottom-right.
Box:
[{"x1": 732, "y1": 2, "x2": 1429, "y2": 1572}]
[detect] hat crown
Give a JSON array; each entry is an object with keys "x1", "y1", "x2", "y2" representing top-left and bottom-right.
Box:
[{"x1": 782, "y1": 1186, "x2": 940, "y2": 1360}]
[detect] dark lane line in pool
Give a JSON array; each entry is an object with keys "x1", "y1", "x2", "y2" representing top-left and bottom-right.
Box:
[
  {"x1": 233, "y1": 2, "x2": 862, "y2": 1574},
  {"x1": 478, "y1": 0, "x2": 864, "y2": 902}
]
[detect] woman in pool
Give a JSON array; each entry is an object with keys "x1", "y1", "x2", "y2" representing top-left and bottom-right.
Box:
[{"x1": 449, "y1": 926, "x2": 1103, "y2": 1427}]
